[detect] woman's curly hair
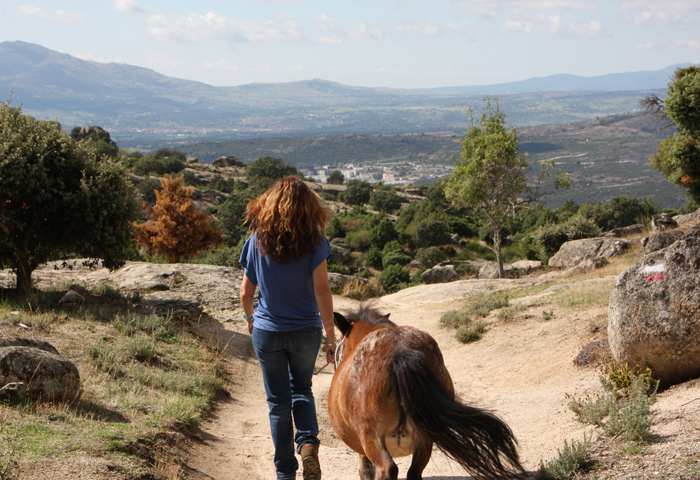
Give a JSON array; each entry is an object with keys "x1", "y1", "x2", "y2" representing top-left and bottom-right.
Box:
[{"x1": 244, "y1": 176, "x2": 331, "y2": 263}]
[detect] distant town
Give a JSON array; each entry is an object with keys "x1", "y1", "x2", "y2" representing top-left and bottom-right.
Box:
[{"x1": 300, "y1": 161, "x2": 454, "y2": 186}]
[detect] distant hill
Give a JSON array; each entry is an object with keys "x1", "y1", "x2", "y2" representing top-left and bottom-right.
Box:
[{"x1": 0, "y1": 41, "x2": 684, "y2": 143}]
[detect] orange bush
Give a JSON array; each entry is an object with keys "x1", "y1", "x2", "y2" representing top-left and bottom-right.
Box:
[{"x1": 133, "y1": 174, "x2": 224, "y2": 262}]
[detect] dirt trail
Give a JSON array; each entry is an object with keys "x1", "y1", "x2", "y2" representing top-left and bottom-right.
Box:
[{"x1": 184, "y1": 278, "x2": 603, "y2": 480}]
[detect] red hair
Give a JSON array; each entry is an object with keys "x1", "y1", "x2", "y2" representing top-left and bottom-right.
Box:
[{"x1": 245, "y1": 176, "x2": 331, "y2": 263}]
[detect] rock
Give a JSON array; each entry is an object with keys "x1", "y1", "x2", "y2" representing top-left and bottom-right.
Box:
[
  {"x1": 603, "y1": 224, "x2": 646, "y2": 238},
  {"x1": 651, "y1": 213, "x2": 678, "y2": 232},
  {"x1": 511, "y1": 260, "x2": 543, "y2": 274},
  {"x1": 673, "y1": 207, "x2": 700, "y2": 226},
  {"x1": 0, "y1": 346, "x2": 80, "y2": 401},
  {"x1": 549, "y1": 237, "x2": 631, "y2": 268},
  {"x1": 58, "y1": 289, "x2": 85, "y2": 305},
  {"x1": 330, "y1": 243, "x2": 352, "y2": 265},
  {"x1": 0, "y1": 337, "x2": 60, "y2": 355},
  {"x1": 212, "y1": 156, "x2": 244, "y2": 168},
  {"x1": 477, "y1": 262, "x2": 519, "y2": 279},
  {"x1": 608, "y1": 224, "x2": 700, "y2": 387},
  {"x1": 641, "y1": 230, "x2": 684, "y2": 255},
  {"x1": 140, "y1": 298, "x2": 203, "y2": 319},
  {"x1": 0, "y1": 382, "x2": 26, "y2": 402},
  {"x1": 540, "y1": 257, "x2": 608, "y2": 279},
  {"x1": 420, "y1": 265, "x2": 459, "y2": 284}
]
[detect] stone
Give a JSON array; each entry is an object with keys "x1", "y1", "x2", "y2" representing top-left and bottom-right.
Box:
[
  {"x1": 327, "y1": 273, "x2": 375, "y2": 296},
  {"x1": 420, "y1": 265, "x2": 459, "y2": 284},
  {"x1": 549, "y1": 237, "x2": 630, "y2": 268},
  {"x1": 641, "y1": 230, "x2": 684, "y2": 255},
  {"x1": 603, "y1": 224, "x2": 647, "y2": 238},
  {"x1": 651, "y1": 213, "x2": 678, "y2": 232},
  {"x1": 140, "y1": 298, "x2": 203, "y2": 319},
  {"x1": 511, "y1": 260, "x2": 543, "y2": 274},
  {"x1": 212, "y1": 156, "x2": 244, "y2": 168},
  {"x1": 477, "y1": 262, "x2": 519, "y2": 279},
  {"x1": 0, "y1": 337, "x2": 60, "y2": 355},
  {"x1": 58, "y1": 289, "x2": 85, "y2": 305},
  {"x1": 608, "y1": 224, "x2": 700, "y2": 387},
  {"x1": 0, "y1": 346, "x2": 80, "y2": 401},
  {"x1": 673, "y1": 207, "x2": 700, "y2": 226}
]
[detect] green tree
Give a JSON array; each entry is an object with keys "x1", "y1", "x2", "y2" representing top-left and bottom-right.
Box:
[
  {"x1": 343, "y1": 179, "x2": 372, "y2": 206},
  {"x1": 371, "y1": 218, "x2": 399, "y2": 249},
  {"x1": 216, "y1": 191, "x2": 250, "y2": 247},
  {"x1": 0, "y1": 101, "x2": 140, "y2": 292},
  {"x1": 245, "y1": 156, "x2": 297, "y2": 194},
  {"x1": 327, "y1": 170, "x2": 345, "y2": 185},
  {"x1": 644, "y1": 66, "x2": 700, "y2": 202},
  {"x1": 445, "y1": 97, "x2": 569, "y2": 277},
  {"x1": 369, "y1": 189, "x2": 402, "y2": 213}
]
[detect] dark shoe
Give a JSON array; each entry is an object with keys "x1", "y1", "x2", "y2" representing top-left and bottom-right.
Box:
[{"x1": 300, "y1": 444, "x2": 321, "y2": 480}]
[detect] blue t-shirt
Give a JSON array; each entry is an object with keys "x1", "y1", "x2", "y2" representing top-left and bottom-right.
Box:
[{"x1": 239, "y1": 232, "x2": 333, "y2": 332}]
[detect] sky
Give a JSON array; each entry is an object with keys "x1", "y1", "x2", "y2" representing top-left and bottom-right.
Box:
[{"x1": 1, "y1": 0, "x2": 699, "y2": 89}]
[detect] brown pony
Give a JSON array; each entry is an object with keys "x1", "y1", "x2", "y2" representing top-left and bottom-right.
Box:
[{"x1": 328, "y1": 305, "x2": 524, "y2": 480}]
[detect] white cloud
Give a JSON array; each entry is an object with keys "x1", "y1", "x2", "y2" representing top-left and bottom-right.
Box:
[
  {"x1": 288, "y1": 65, "x2": 304, "y2": 73},
  {"x1": 502, "y1": 13, "x2": 603, "y2": 37},
  {"x1": 671, "y1": 39, "x2": 700, "y2": 50},
  {"x1": 620, "y1": 1, "x2": 700, "y2": 13},
  {"x1": 392, "y1": 21, "x2": 441, "y2": 36},
  {"x1": 635, "y1": 42, "x2": 654, "y2": 50},
  {"x1": 16, "y1": 5, "x2": 83, "y2": 22},
  {"x1": 318, "y1": 36, "x2": 343, "y2": 44},
  {"x1": 315, "y1": 13, "x2": 337, "y2": 31},
  {"x1": 376, "y1": 67, "x2": 402, "y2": 74},
  {"x1": 146, "y1": 12, "x2": 304, "y2": 44},
  {"x1": 113, "y1": 0, "x2": 144, "y2": 13},
  {"x1": 348, "y1": 22, "x2": 383, "y2": 42},
  {"x1": 443, "y1": 0, "x2": 597, "y2": 12}
]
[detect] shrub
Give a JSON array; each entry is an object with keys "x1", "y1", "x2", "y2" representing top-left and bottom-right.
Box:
[
  {"x1": 364, "y1": 247, "x2": 383, "y2": 269},
  {"x1": 371, "y1": 218, "x2": 399, "y2": 249},
  {"x1": 416, "y1": 246, "x2": 447, "y2": 268},
  {"x1": 345, "y1": 230, "x2": 373, "y2": 251},
  {"x1": 455, "y1": 321, "x2": 485, "y2": 343},
  {"x1": 415, "y1": 220, "x2": 451, "y2": 247},
  {"x1": 343, "y1": 179, "x2": 372, "y2": 205},
  {"x1": 378, "y1": 264, "x2": 410, "y2": 292},
  {"x1": 382, "y1": 252, "x2": 412, "y2": 269},
  {"x1": 382, "y1": 240, "x2": 404, "y2": 255},
  {"x1": 535, "y1": 435, "x2": 593, "y2": 480},
  {"x1": 369, "y1": 190, "x2": 402, "y2": 213}
]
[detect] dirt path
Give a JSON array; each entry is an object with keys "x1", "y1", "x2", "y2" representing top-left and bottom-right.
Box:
[{"x1": 183, "y1": 278, "x2": 608, "y2": 480}]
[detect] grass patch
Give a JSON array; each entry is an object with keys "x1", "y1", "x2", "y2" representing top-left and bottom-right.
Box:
[
  {"x1": 0, "y1": 285, "x2": 224, "y2": 478},
  {"x1": 535, "y1": 434, "x2": 593, "y2": 480}
]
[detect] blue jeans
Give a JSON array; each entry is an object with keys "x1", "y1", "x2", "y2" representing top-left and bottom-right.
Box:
[{"x1": 252, "y1": 325, "x2": 323, "y2": 480}]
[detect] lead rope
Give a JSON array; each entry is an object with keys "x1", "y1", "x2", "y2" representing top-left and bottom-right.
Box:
[{"x1": 313, "y1": 334, "x2": 346, "y2": 375}]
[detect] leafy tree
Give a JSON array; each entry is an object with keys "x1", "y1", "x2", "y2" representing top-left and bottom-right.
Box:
[
  {"x1": 371, "y1": 218, "x2": 399, "y2": 249},
  {"x1": 378, "y1": 263, "x2": 410, "y2": 292},
  {"x1": 133, "y1": 174, "x2": 224, "y2": 262},
  {"x1": 154, "y1": 147, "x2": 187, "y2": 162},
  {"x1": 369, "y1": 189, "x2": 402, "y2": 213},
  {"x1": 131, "y1": 155, "x2": 186, "y2": 177},
  {"x1": 327, "y1": 170, "x2": 345, "y2": 185},
  {"x1": 216, "y1": 191, "x2": 250, "y2": 247},
  {"x1": 70, "y1": 125, "x2": 119, "y2": 159},
  {"x1": 343, "y1": 179, "x2": 372, "y2": 206},
  {"x1": 415, "y1": 220, "x2": 451, "y2": 247},
  {"x1": 644, "y1": 66, "x2": 700, "y2": 203},
  {"x1": 245, "y1": 156, "x2": 297, "y2": 194},
  {"x1": 445, "y1": 97, "x2": 570, "y2": 277},
  {"x1": 0, "y1": 102, "x2": 140, "y2": 292}
]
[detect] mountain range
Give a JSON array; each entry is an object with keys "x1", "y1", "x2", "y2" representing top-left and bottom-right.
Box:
[{"x1": 0, "y1": 41, "x2": 689, "y2": 144}]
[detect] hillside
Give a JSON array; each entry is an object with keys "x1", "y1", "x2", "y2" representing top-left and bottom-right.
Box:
[{"x1": 0, "y1": 41, "x2": 676, "y2": 141}]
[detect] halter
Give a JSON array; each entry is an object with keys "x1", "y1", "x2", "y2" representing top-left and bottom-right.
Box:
[{"x1": 334, "y1": 334, "x2": 346, "y2": 369}]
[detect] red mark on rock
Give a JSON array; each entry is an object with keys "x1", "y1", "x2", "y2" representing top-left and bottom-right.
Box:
[{"x1": 645, "y1": 273, "x2": 666, "y2": 282}]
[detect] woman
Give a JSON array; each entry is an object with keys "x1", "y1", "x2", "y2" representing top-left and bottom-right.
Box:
[{"x1": 239, "y1": 176, "x2": 336, "y2": 480}]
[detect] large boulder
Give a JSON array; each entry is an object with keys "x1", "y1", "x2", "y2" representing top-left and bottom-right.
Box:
[
  {"x1": 421, "y1": 265, "x2": 459, "y2": 284},
  {"x1": 0, "y1": 345, "x2": 80, "y2": 401},
  {"x1": 477, "y1": 262, "x2": 519, "y2": 279},
  {"x1": 608, "y1": 225, "x2": 700, "y2": 387},
  {"x1": 603, "y1": 224, "x2": 646, "y2": 238},
  {"x1": 327, "y1": 273, "x2": 375, "y2": 296},
  {"x1": 651, "y1": 213, "x2": 678, "y2": 232},
  {"x1": 641, "y1": 230, "x2": 684, "y2": 255},
  {"x1": 549, "y1": 237, "x2": 631, "y2": 268}
]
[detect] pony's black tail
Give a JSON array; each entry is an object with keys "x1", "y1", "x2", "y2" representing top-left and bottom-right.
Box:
[{"x1": 392, "y1": 348, "x2": 524, "y2": 480}]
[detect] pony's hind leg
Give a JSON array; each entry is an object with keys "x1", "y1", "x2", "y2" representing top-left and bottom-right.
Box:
[
  {"x1": 359, "y1": 455, "x2": 375, "y2": 480},
  {"x1": 406, "y1": 439, "x2": 432, "y2": 480}
]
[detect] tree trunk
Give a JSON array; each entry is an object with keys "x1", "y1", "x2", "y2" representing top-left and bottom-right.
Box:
[
  {"x1": 494, "y1": 227, "x2": 505, "y2": 278},
  {"x1": 13, "y1": 258, "x2": 34, "y2": 294}
]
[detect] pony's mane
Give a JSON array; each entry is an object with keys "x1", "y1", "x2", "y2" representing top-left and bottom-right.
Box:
[{"x1": 344, "y1": 304, "x2": 396, "y2": 328}]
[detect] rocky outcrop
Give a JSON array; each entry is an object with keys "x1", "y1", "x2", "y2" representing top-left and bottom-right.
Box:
[
  {"x1": 608, "y1": 225, "x2": 700, "y2": 387},
  {"x1": 477, "y1": 262, "x2": 519, "y2": 279},
  {"x1": 641, "y1": 230, "x2": 684, "y2": 255},
  {"x1": 0, "y1": 343, "x2": 80, "y2": 401},
  {"x1": 651, "y1": 213, "x2": 678, "y2": 232},
  {"x1": 327, "y1": 273, "x2": 375, "y2": 296},
  {"x1": 549, "y1": 237, "x2": 630, "y2": 268},
  {"x1": 673, "y1": 207, "x2": 700, "y2": 226},
  {"x1": 603, "y1": 224, "x2": 646, "y2": 238},
  {"x1": 212, "y1": 156, "x2": 244, "y2": 168},
  {"x1": 511, "y1": 260, "x2": 543, "y2": 274},
  {"x1": 421, "y1": 265, "x2": 459, "y2": 284}
]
